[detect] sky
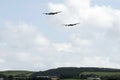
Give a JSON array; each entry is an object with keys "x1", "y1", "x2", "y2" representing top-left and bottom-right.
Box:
[{"x1": 0, "y1": 0, "x2": 120, "y2": 71}]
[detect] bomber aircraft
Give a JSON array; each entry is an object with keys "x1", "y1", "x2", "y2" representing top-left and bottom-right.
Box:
[
  {"x1": 63, "y1": 23, "x2": 80, "y2": 26},
  {"x1": 43, "y1": 11, "x2": 61, "y2": 15}
]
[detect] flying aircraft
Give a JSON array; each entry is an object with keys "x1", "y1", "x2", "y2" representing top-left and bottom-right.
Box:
[
  {"x1": 43, "y1": 11, "x2": 61, "y2": 15},
  {"x1": 63, "y1": 23, "x2": 80, "y2": 26}
]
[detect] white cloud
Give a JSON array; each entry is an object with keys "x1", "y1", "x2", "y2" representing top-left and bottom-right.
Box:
[
  {"x1": 82, "y1": 56, "x2": 120, "y2": 68},
  {"x1": 86, "y1": 6, "x2": 114, "y2": 28},
  {"x1": 70, "y1": 34, "x2": 92, "y2": 46},
  {"x1": 48, "y1": 3, "x2": 67, "y2": 12},
  {"x1": 0, "y1": 59, "x2": 5, "y2": 63},
  {"x1": 0, "y1": 21, "x2": 52, "y2": 70},
  {"x1": 0, "y1": 0, "x2": 120, "y2": 71},
  {"x1": 47, "y1": 0, "x2": 120, "y2": 69},
  {"x1": 48, "y1": 0, "x2": 120, "y2": 30},
  {"x1": 16, "y1": 52, "x2": 33, "y2": 62},
  {"x1": 34, "y1": 35, "x2": 50, "y2": 46},
  {"x1": 53, "y1": 43, "x2": 73, "y2": 53},
  {"x1": 53, "y1": 56, "x2": 120, "y2": 69}
]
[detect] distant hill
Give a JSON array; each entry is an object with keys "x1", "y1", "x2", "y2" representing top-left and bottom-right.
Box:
[
  {"x1": 1, "y1": 67, "x2": 120, "y2": 79},
  {"x1": 31, "y1": 67, "x2": 120, "y2": 79},
  {"x1": 0, "y1": 71, "x2": 34, "y2": 77}
]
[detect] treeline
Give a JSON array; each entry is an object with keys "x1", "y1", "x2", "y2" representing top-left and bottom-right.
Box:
[
  {"x1": 0, "y1": 74, "x2": 51, "y2": 80},
  {"x1": 31, "y1": 67, "x2": 120, "y2": 79},
  {"x1": 80, "y1": 72, "x2": 120, "y2": 80}
]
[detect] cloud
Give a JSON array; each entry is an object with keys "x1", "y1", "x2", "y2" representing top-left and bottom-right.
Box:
[
  {"x1": 53, "y1": 43, "x2": 73, "y2": 53},
  {"x1": 0, "y1": 0, "x2": 120, "y2": 71},
  {"x1": 0, "y1": 58, "x2": 5, "y2": 64},
  {"x1": 70, "y1": 34, "x2": 92, "y2": 46},
  {"x1": 34, "y1": 35, "x2": 50, "y2": 47},
  {"x1": 82, "y1": 56, "x2": 120, "y2": 68},
  {"x1": 48, "y1": 0, "x2": 120, "y2": 29},
  {"x1": 47, "y1": 0, "x2": 120, "y2": 69},
  {"x1": 53, "y1": 56, "x2": 120, "y2": 69},
  {"x1": 0, "y1": 20, "x2": 120, "y2": 70},
  {"x1": 0, "y1": 21, "x2": 53, "y2": 70}
]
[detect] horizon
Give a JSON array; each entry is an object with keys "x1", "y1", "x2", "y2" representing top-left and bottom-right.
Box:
[{"x1": 1, "y1": 66, "x2": 120, "y2": 72}]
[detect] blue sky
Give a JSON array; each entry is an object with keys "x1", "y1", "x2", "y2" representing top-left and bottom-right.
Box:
[
  {"x1": 92, "y1": 0, "x2": 120, "y2": 9},
  {"x1": 0, "y1": 0, "x2": 120, "y2": 71}
]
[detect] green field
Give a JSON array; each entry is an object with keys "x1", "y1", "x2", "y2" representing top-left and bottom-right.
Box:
[
  {"x1": 0, "y1": 71, "x2": 34, "y2": 77},
  {"x1": 60, "y1": 79, "x2": 86, "y2": 80},
  {"x1": 61, "y1": 79, "x2": 87, "y2": 80}
]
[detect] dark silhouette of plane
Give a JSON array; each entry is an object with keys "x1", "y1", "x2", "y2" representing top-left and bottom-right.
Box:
[
  {"x1": 63, "y1": 23, "x2": 80, "y2": 26},
  {"x1": 43, "y1": 11, "x2": 61, "y2": 15}
]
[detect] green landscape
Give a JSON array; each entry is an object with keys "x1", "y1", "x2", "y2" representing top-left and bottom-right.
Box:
[
  {"x1": 1, "y1": 67, "x2": 120, "y2": 80},
  {"x1": 0, "y1": 71, "x2": 34, "y2": 77}
]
